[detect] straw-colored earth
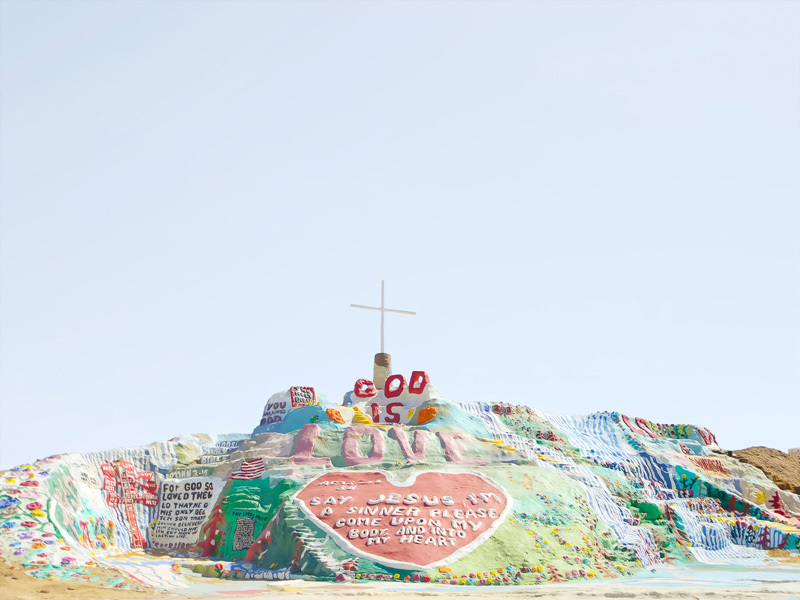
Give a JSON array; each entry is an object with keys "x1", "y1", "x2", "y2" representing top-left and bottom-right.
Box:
[
  {"x1": 732, "y1": 447, "x2": 800, "y2": 494},
  {"x1": 0, "y1": 558, "x2": 167, "y2": 600}
]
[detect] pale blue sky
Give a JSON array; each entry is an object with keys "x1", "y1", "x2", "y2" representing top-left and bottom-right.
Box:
[{"x1": 1, "y1": 1, "x2": 798, "y2": 469}]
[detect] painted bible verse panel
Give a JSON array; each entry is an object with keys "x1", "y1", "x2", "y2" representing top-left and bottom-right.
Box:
[
  {"x1": 150, "y1": 476, "x2": 225, "y2": 548},
  {"x1": 293, "y1": 471, "x2": 511, "y2": 570}
]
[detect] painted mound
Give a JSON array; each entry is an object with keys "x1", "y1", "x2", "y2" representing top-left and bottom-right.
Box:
[{"x1": 1, "y1": 373, "x2": 799, "y2": 590}]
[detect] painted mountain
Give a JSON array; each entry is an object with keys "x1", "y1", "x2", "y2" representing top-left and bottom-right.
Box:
[{"x1": 2, "y1": 372, "x2": 798, "y2": 589}]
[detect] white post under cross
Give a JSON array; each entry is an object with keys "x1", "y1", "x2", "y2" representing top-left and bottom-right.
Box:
[{"x1": 351, "y1": 280, "x2": 415, "y2": 353}]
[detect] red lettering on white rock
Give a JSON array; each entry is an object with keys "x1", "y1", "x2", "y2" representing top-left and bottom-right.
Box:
[
  {"x1": 384, "y1": 402, "x2": 403, "y2": 424},
  {"x1": 354, "y1": 379, "x2": 378, "y2": 398},
  {"x1": 384, "y1": 374, "x2": 407, "y2": 398},
  {"x1": 353, "y1": 371, "x2": 430, "y2": 400},
  {"x1": 408, "y1": 371, "x2": 429, "y2": 394}
]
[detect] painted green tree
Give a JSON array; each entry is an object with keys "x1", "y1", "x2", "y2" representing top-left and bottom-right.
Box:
[{"x1": 218, "y1": 477, "x2": 300, "y2": 561}]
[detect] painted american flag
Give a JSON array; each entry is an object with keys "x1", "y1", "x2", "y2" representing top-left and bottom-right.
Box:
[{"x1": 230, "y1": 458, "x2": 265, "y2": 480}]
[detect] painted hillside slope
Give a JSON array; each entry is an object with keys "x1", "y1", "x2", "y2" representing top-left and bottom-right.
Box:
[{"x1": 1, "y1": 375, "x2": 799, "y2": 588}]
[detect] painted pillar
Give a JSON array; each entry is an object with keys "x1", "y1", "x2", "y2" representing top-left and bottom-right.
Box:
[{"x1": 373, "y1": 352, "x2": 391, "y2": 390}]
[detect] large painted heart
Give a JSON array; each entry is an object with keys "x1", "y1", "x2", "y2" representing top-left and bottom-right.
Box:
[{"x1": 293, "y1": 470, "x2": 511, "y2": 570}]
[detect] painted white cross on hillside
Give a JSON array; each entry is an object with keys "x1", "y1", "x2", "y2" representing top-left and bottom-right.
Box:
[{"x1": 351, "y1": 280, "x2": 415, "y2": 353}]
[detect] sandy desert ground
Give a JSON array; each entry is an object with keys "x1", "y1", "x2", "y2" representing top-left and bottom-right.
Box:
[{"x1": 3, "y1": 557, "x2": 800, "y2": 600}]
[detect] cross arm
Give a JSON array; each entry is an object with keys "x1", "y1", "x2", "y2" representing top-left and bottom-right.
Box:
[
  {"x1": 350, "y1": 304, "x2": 381, "y2": 311},
  {"x1": 350, "y1": 304, "x2": 416, "y2": 315}
]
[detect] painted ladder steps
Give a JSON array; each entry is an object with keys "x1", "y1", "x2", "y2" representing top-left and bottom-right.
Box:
[{"x1": 281, "y1": 500, "x2": 347, "y2": 575}]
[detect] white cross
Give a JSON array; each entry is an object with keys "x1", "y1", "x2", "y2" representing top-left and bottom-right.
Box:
[{"x1": 351, "y1": 280, "x2": 415, "y2": 354}]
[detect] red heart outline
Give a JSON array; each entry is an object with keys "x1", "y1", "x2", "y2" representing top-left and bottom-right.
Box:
[{"x1": 293, "y1": 470, "x2": 511, "y2": 570}]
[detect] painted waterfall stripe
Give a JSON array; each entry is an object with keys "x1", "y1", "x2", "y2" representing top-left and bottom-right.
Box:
[{"x1": 293, "y1": 470, "x2": 511, "y2": 570}]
